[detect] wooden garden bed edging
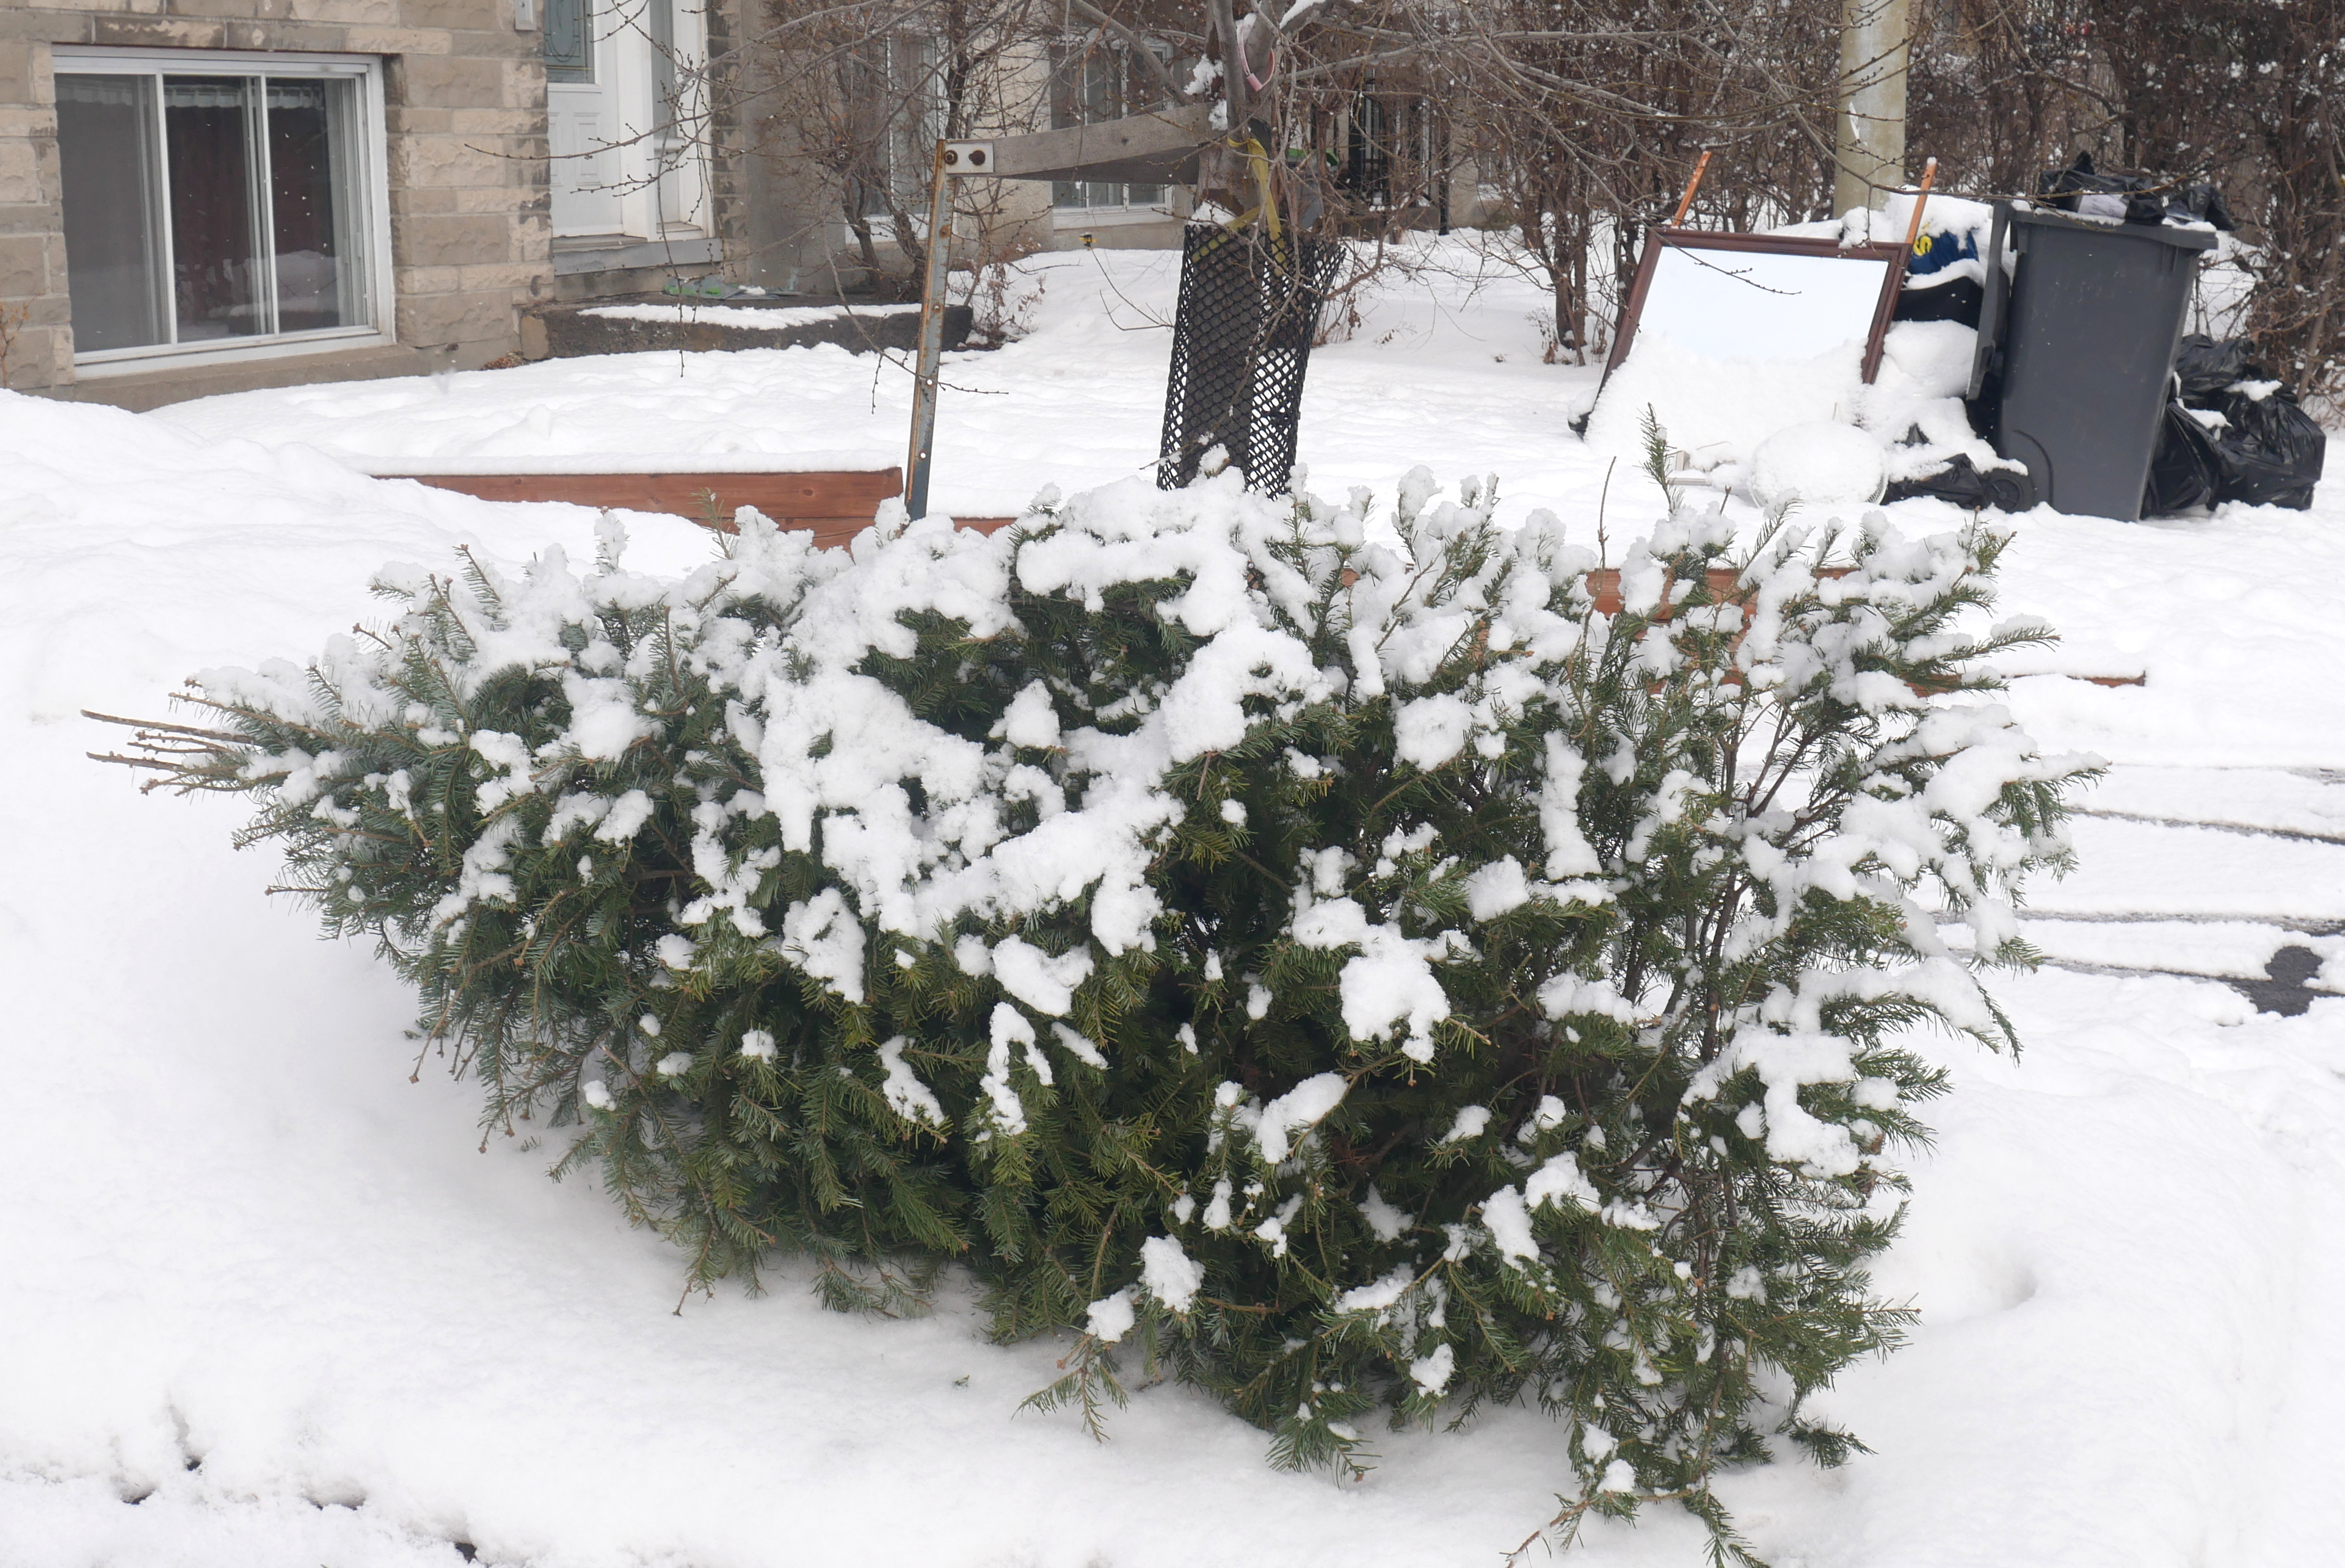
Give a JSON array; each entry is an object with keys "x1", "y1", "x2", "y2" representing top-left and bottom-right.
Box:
[{"x1": 396, "y1": 467, "x2": 1015, "y2": 547}]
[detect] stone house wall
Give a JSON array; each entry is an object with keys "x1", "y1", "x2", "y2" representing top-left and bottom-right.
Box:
[{"x1": 0, "y1": 0, "x2": 553, "y2": 408}]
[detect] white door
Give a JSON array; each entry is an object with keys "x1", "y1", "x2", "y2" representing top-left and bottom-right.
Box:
[{"x1": 545, "y1": 0, "x2": 624, "y2": 236}]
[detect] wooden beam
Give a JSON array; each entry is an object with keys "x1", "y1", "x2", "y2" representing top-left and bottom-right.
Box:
[{"x1": 981, "y1": 104, "x2": 1215, "y2": 186}]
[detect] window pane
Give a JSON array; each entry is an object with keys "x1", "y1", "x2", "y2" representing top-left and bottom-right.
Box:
[
  {"x1": 1048, "y1": 45, "x2": 1078, "y2": 131},
  {"x1": 646, "y1": 0, "x2": 674, "y2": 104},
  {"x1": 892, "y1": 37, "x2": 939, "y2": 213},
  {"x1": 164, "y1": 76, "x2": 266, "y2": 341},
  {"x1": 57, "y1": 74, "x2": 169, "y2": 352},
  {"x1": 1052, "y1": 40, "x2": 1169, "y2": 212},
  {"x1": 860, "y1": 36, "x2": 938, "y2": 218},
  {"x1": 266, "y1": 77, "x2": 362, "y2": 332},
  {"x1": 1347, "y1": 95, "x2": 1392, "y2": 206},
  {"x1": 545, "y1": 0, "x2": 594, "y2": 82},
  {"x1": 1083, "y1": 56, "x2": 1119, "y2": 123}
]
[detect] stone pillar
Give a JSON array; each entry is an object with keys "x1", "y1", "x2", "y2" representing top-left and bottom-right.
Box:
[
  {"x1": 0, "y1": 38, "x2": 71, "y2": 391},
  {"x1": 1833, "y1": 0, "x2": 1910, "y2": 221},
  {"x1": 384, "y1": 34, "x2": 554, "y2": 370}
]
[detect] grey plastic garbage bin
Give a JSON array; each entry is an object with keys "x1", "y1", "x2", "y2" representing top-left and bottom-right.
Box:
[{"x1": 1967, "y1": 203, "x2": 2217, "y2": 521}]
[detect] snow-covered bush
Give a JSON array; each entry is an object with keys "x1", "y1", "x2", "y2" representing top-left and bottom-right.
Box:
[{"x1": 122, "y1": 467, "x2": 2090, "y2": 1561}]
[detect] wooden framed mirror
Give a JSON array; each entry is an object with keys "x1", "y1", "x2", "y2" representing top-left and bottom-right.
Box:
[{"x1": 1605, "y1": 230, "x2": 1910, "y2": 384}]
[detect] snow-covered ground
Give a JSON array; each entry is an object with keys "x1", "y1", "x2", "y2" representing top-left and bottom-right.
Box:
[
  {"x1": 5, "y1": 240, "x2": 2344, "y2": 1567},
  {"x1": 151, "y1": 244, "x2": 1590, "y2": 505}
]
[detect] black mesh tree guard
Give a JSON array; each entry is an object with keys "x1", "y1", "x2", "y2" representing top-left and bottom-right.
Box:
[{"x1": 1157, "y1": 224, "x2": 1340, "y2": 493}]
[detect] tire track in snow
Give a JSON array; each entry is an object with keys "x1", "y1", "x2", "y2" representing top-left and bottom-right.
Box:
[{"x1": 2068, "y1": 808, "x2": 2345, "y2": 849}]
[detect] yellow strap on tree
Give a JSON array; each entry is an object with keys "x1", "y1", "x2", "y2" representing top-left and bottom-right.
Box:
[
  {"x1": 1215, "y1": 134, "x2": 1283, "y2": 245},
  {"x1": 1242, "y1": 136, "x2": 1281, "y2": 243}
]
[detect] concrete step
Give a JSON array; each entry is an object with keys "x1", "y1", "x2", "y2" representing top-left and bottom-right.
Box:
[{"x1": 527, "y1": 296, "x2": 972, "y2": 360}]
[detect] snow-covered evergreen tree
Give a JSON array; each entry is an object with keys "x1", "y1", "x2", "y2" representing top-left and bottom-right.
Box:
[{"x1": 113, "y1": 460, "x2": 2090, "y2": 1562}]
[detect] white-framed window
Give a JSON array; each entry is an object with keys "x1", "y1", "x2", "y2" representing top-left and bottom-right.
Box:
[
  {"x1": 52, "y1": 49, "x2": 391, "y2": 370},
  {"x1": 851, "y1": 34, "x2": 943, "y2": 223},
  {"x1": 1049, "y1": 38, "x2": 1170, "y2": 217}
]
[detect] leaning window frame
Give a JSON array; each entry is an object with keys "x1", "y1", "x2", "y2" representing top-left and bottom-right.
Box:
[{"x1": 51, "y1": 46, "x2": 394, "y2": 376}]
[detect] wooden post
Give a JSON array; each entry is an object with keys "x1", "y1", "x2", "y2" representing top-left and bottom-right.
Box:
[
  {"x1": 1900, "y1": 155, "x2": 1940, "y2": 250},
  {"x1": 903, "y1": 139, "x2": 955, "y2": 522},
  {"x1": 1670, "y1": 150, "x2": 1714, "y2": 228},
  {"x1": 1860, "y1": 155, "x2": 1937, "y2": 383}
]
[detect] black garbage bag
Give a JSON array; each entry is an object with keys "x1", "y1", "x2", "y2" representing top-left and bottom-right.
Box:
[
  {"x1": 2165, "y1": 335, "x2": 2328, "y2": 510},
  {"x1": 1894, "y1": 272, "x2": 1984, "y2": 327},
  {"x1": 2038, "y1": 154, "x2": 2237, "y2": 231},
  {"x1": 2167, "y1": 182, "x2": 2238, "y2": 231},
  {"x1": 2142, "y1": 399, "x2": 2222, "y2": 515},
  {"x1": 2038, "y1": 152, "x2": 2167, "y2": 225},
  {"x1": 2173, "y1": 334, "x2": 2263, "y2": 400},
  {"x1": 2205, "y1": 388, "x2": 2327, "y2": 510},
  {"x1": 1884, "y1": 454, "x2": 2037, "y2": 511}
]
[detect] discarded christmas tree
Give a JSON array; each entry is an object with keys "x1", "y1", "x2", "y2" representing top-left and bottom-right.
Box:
[{"x1": 103, "y1": 448, "x2": 2090, "y2": 1563}]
